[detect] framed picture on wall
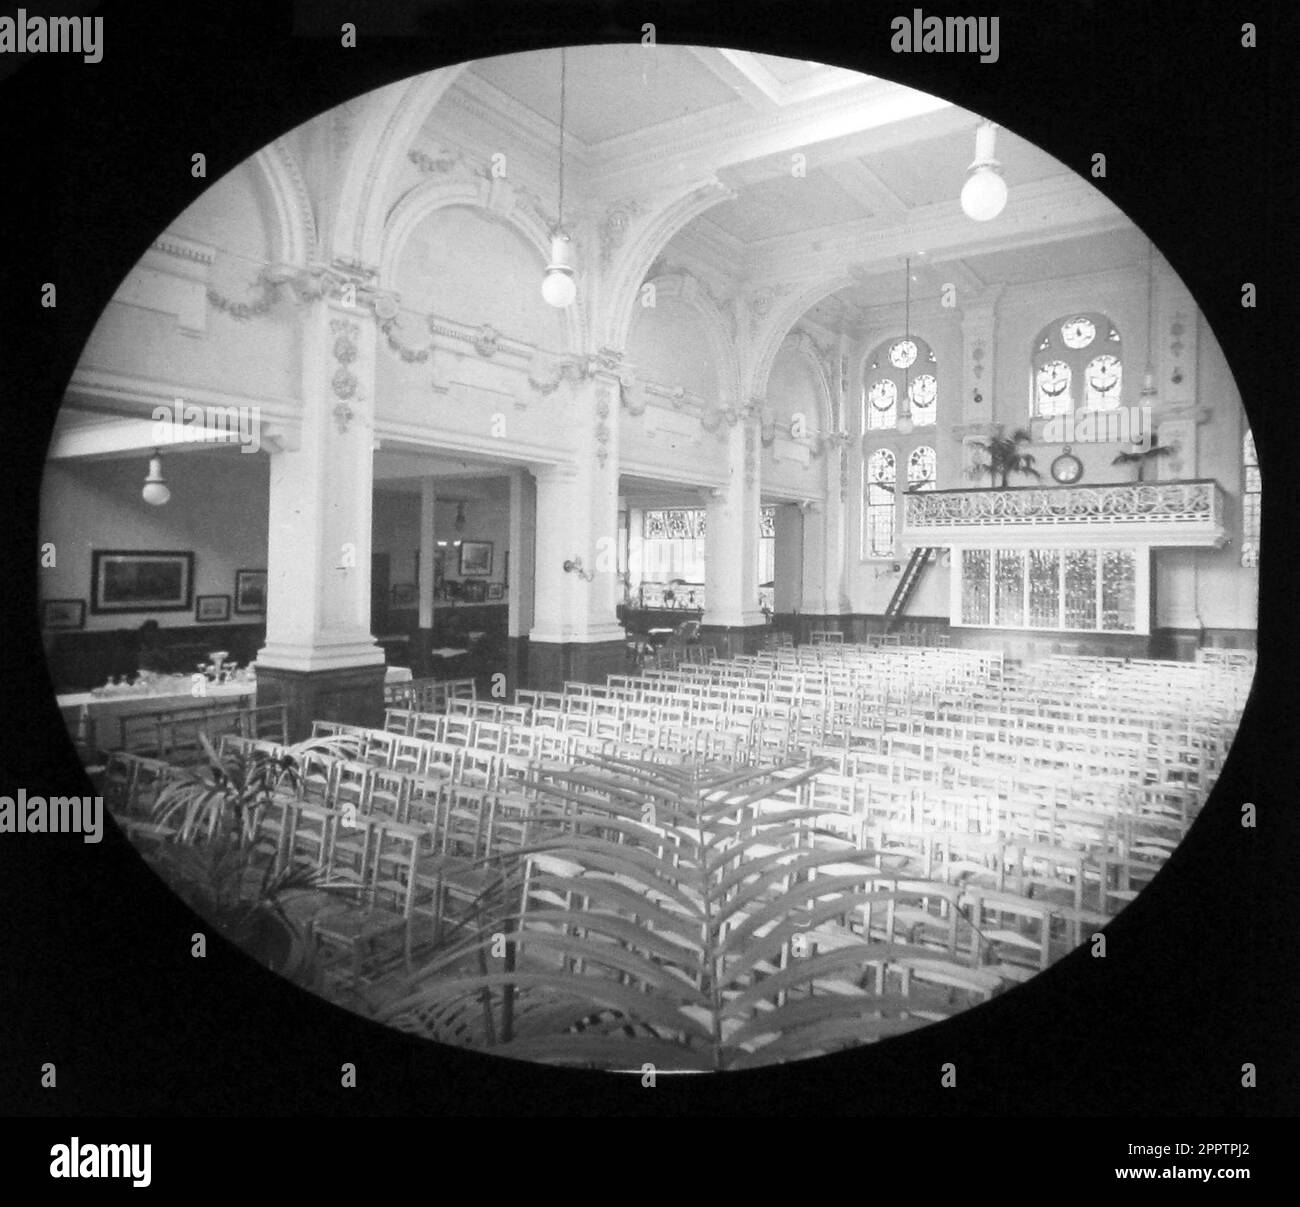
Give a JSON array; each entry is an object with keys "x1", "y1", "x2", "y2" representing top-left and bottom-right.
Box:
[
  {"x1": 461, "y1": 579, "x2": 488, "y2": 603},
  {"x1": 458, "y1": 540, "x2": 493, "y2": 576},
  {"x1": 91, "y1": 550, "x2": 194, "y2": 614},
  {"x1": 195, "y1": 594, "x2": 231, "y2": 623},
  {"x1": 487, "y1": 582, "x2": 504, "y2": 601},
  {"x1": 42, "y1": 599, "x2": 85, "y2": 630},
  {"x1": 234, "y1": 569, "x2": 267, "y2": 614}
]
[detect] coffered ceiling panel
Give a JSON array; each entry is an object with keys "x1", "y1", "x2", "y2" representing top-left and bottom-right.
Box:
[
  {"x1": 705, "y1": 167, "x2": 873, "y2": 242},
  {"x1": 469, "y1": 45, "x2": 744, "y2": 146}
]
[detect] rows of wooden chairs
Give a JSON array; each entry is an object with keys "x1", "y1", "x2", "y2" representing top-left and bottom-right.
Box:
[{"x1": 111, "y1": 701, "x2": 288, "y2": 762}]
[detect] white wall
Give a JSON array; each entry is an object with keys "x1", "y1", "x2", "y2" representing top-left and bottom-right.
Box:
[{"x1": 39, "y1": 451, "x2": 269, "y2": 631}]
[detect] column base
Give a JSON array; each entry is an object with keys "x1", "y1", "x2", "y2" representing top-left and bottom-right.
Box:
[
  {"x1": 255, "y1": 663, "x2": 387, "y2": 742},
  {"x1": 698, "y1": 623, "x2": 770, "y2": 658},
  {"x1": 525, "y1": 639, "x2": 628, "y2": 693}
]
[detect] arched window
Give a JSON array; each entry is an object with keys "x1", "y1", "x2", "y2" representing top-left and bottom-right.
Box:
[
  {"x1": 1242, "y1": 430, "x2": 1260, "y2": 568},
  {"x1": 907, "y1": 445, "x2": 936, "y2": 493},
  {"x1": 863, "y1": 448, "x2": 896, "y2": 559},
  {"x1": 1031, "y1": 313, "x2": 1123, "y2": 417},
  {"x1": 862, "y1": 335, "x2": 937, "y2": 432}
]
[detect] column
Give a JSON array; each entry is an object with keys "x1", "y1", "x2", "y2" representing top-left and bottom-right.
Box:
[
  {"x1": 703, "y1": 411, "x2": 766, "y2": 654},
  {"x1": 822, "y1": 434, "x2": 853, "y2": 627},
  {"x1": 416, "y1": 475, "x2": 436, "y2": 669},
  {"x1": 256, "y1": 291, "x2": 385, "y2": 739},
  {"x1": 960, "y1": 288, "x2": 1001, "y2": 429},
  {"x1": 506, "y1": 467, "x2": 536, "y2": 691},
  {"x1": 773, "y1": 503, "x2": 804, "y2": 617},
  {"x1": 526, "y1": 367, "x2": 625, "y2": 690}
]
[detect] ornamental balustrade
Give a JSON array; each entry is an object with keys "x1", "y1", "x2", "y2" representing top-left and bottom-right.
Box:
[{"x1": 902, "y1": 480, "x2": 1226, "y2": 548}]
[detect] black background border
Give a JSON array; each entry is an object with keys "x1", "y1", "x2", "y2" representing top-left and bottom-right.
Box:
[{"x1": 1, "y1": 0, "x2": 1296, "y2": 1156}]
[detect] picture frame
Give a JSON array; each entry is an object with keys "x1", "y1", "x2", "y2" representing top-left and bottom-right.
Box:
[
  {"x1": 461, "y1": 578, "x2": 488, "y2": 603},
  {"x1": 195, "y1": 594, "x2": 231, "y2": 623},
  {"x1": 42, "y1": 599, "x2": 85, "y2": 631},
  {"x1": 91, "y1": 550, "x2": 194, "y2": 614},
  {"x1": 458, "y1": 540, "x2": 493, "y2": 577},
  {"x1": 486, "y1": 582, "x2": 504, "y2": 601},
  {"x1": 234, "y1": 568, "x2": 267, "y2": 614}
]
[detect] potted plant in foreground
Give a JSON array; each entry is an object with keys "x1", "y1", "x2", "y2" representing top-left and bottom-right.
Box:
[{"x1": 146, "y1": 737, "x2": 325, "y2": 982}]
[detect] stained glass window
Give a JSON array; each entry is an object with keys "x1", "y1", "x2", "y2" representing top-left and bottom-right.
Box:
[
  {"x1": 908, "y1": 374, "x2": 937, "y2": 426},
  {"x1": 1241, "y1": 429, "x2": 1260, "y2": 568},
  {"x1": 1028, "y1": 549, "x2": 1061, "y2": 628},
  {"x1": 1064, "y1": 550, "x2": 1098, "y2": 630},
  {"x1": 907, "y1": 446, "x2": 936, "y2": 492},
  {"x1": 1061, "y1": 317, "x2": 1096, "y2": 349},
  {"x1": 1084, "y1": 354, "x2": 1123, "y2": 410},
  {"x1": 862, "y1": 335, "x2": 937, "y2": 433},
  {"x1": 1035, "y1": 360, "x2": 1073, "y2": 416},
  {"x1": 864, "y1": 449, "x2": 896, "y2": 559},
  {"x1": 889, "y1": 339, "x2": 918, "y2": 369},
  {"x1": 865, "y1": 379, "x2": 897, "y2": 431},
  {"x1": 961, "y1": 549, "x2": 991, "y2": 625},
  {"x1": 956, "y1": 547, "x2": 1143, "y2": 633},
  {"x1": 1031, "y1": 312, "x2": 1122, "y2": 418},
  {"x1": 994, "y1": 550, "x2": 1025, "y2": 628}
]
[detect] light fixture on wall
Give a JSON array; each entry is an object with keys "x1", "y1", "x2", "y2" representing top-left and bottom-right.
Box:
[
  {"x1": 541, "y1": 48, "x2": 577, "y2": 309},
  {"x1": 142, "y1": 449, "x2": 170, "y2": 506},
  {"x1": 960, "y1": 122, "x2": 1008, "y2": 222},
  {"x1": 896, "y1": 257, "x2": 915, "y2": 435},
  {"x1": 563, "y1": 557, "x2": 594, "y2": 581}
]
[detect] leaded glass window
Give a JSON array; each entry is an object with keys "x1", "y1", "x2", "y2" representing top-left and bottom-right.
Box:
[
  {"x1": 961, "y1": 549, "x2": 991, "y2": 625},
  {"x1": 956, "y1": 547, "x2": 1144, "y2": 633},
  {"x1": 1064, "y1": 550, "x2": 1098, "y2": 630},
  {"x1": 907, "y1": 445, "x2": 936, "y2": 492},
  {"x1": 1242, "y1": 430, "x2": 1260, "y2": 568},
  {"x1": 1028, "y1": 549, "x2": 1061, "y2": 628},
  {"x1": 863, "y1": 449, "x2": 896, "y2": 559},
  {"x1": 865, "y1": 379, "x2": 897, "y2": 431},
  {"x1": 1084, "y1": 354, "x2": 1123, "y2": 410},
  {"x1": 862, "y1": 335, "x2": 937, "y2": 432},
  {"x1": 1101, "y1": 549, "x2": 1137, "y2": 631},
  {"x1": 1031, "y1": 312, "x2": 1123, "y2": 418}
]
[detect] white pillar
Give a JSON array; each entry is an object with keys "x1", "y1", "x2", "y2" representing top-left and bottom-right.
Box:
[
  {"x1": 704, "y1": 415, "x2": 765, "y2": 630},
  {"x1": 259, "y1": 300, "x2": 383, "y2": 673},
  {"x1": 526, "y1": 368, "x2": 624, "y2": 686},
  {"x1": 418, "y1": 476, "x2": 436, "y2": 631},
  {"x1": 508, "y1": 468, "x2": 535, "y2": 638},
  {"x1": 256, "y1": 292, "x2": 385, "y2": 736}
]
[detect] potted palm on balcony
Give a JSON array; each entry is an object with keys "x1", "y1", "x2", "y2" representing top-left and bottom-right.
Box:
[
  {"x1": 965, "y1": 426, "x2": 1042, "y2": 489},
  {"x1": 1112, "y1": 439, "x2": 1173, "y2": 483}
]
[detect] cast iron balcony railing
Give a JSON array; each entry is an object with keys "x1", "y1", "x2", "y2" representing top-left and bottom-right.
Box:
[{"x1": 902, "y1": 479, "x2": 1227, "y2": 548}]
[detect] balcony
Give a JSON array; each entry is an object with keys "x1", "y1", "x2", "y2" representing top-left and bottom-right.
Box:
[{"x1": 902, "y1": 479, "x2": 1228, "y2": 548}]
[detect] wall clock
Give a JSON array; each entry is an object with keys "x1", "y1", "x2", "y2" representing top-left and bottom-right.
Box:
[{"x1": 1051, "y1": 447, "x2": 1083, "y2": 484}]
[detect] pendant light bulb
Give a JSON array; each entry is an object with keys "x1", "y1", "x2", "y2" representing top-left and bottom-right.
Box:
[
  {"x1": 961, "y1": 122, "x2": 1007, "y2": 222},
  {"x1": 542, "y1": 231, "x2": 576, "y2": 309},
  {"x1": 142, "y1": 450, "x2": 170, "y2": 506}
]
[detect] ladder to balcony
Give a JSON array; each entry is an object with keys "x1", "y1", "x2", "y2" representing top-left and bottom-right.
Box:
[{"x1": 883, "y1": 547, "x2": 936, "y2": 632}]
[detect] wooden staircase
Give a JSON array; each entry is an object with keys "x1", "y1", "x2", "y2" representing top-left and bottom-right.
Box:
[{"x1": 883, "y1": 547, "x2": 937, "y2": 633}]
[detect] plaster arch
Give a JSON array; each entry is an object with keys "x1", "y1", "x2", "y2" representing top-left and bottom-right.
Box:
[
  {"x1": 747, "y1": 273, "x2": 859, "y2": 409},
  {"x1": 380, "y1": 175, "x2": 582, "y2": 353},
  {"x1": 629, "y1": 271, "x2": 741, "y2": 406},
  {"x1": 596, "y1": 178, "x2": 736, "y2": 356},
  {"x1": 330, "y1": 66, "x2": 471, "y2": 272},
  {"x1": 252, "y1": 139, "x2": 317, "y2": 269}
]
